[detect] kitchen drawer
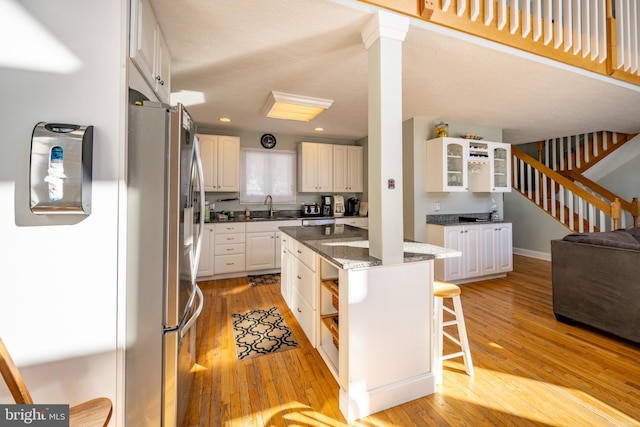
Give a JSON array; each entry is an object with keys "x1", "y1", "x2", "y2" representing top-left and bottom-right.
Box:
[
  {"x1": 214, "y1": 223, "x2": 246, "y2": 234},
  {"x1": 280, "y1": 233, "x2": 293, "y2": 252},
  {"x1": 214, "y1": 243, "x2": 245, "y2": 255},
  {"x1": 292, "y1": 258, "x2": 316, "y2": 308},
  {"x1": 215, "y1": 232, "x2": 245, "y2": 245},
  {"x1": 290, "y1": 239, "x2": 316, "y2": 271},
  {"x1": 290, "y1": 286, "x2": 316, "y2": 346},
  {"x1": 214, "y1": 254, "x2": 245, "y2": 274}
]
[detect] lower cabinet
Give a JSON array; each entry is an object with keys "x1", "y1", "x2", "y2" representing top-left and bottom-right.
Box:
[
  {"x1": 197, "y1": 224, "x2": 215, "y2": 277},
  {"x1": 213, "y1": 222, "x2": 245, "y2": 275},
  {"x1": 427, "y1": 222, "x2": 512, "y2": 283},
  {"x1": 282, "y1": 238, "x2": 317, "y2": 346},
  {"x1": 246, "y1": 220, "x2": 299, "y2": 272}
]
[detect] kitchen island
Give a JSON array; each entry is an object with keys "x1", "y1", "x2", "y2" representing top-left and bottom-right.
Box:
[{"x1": 279, "y1": 224, "x2": 460, "y2": 422}]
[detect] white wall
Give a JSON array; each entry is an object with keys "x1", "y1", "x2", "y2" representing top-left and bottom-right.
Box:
[{"x1": 0, "y1": 0, "x2": 125, "y2": 421}]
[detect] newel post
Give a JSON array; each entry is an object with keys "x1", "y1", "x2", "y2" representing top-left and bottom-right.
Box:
[{"x1": 611, "y1": 197, "x2": 621, "y2": 230}]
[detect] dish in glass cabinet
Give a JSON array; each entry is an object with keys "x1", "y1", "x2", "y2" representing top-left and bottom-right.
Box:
[{"x1": 461, "y1": 133, "x2": 483, "y2": 140}]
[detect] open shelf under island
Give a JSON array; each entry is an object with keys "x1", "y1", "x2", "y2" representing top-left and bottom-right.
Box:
[{"x1": 279, "y1": 224, "x2": 460, "y2": 422}]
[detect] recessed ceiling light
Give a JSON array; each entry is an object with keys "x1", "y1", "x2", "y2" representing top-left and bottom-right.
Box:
[
  {"x1": 314, "y1": 127, "x2": 324, "y2": 132},
  {"x1": 262, "y1": 91, "x2": 333, "y2": 122},
  {"x1": 219, "y1": 117, "x2": 231, "y2": 123}
]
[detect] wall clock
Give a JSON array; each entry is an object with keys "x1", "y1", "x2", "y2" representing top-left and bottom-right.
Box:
[{"x1": 260, "y1": 133, "x2": 276, "y2": 149}]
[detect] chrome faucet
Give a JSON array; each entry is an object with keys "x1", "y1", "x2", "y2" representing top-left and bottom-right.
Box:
[{"x1": 264, "y1": 194, "x2": 275, "y2": 217}]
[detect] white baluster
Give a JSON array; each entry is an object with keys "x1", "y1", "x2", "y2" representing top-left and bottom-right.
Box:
[
  {"x1": 573, "y1": 0, "x2": 582, "y2": 55},
  {"x1": 498, "y1": 0, "x2": 508, "y2": 30},
  {"x1": 551, "y1": 179, "x2": 557, "y2": 218},
  {"x1": 471, "y1": 0, "x2": 480, "y2": 21},
  {"x1": 563, "y1": 0, "x2": 573, "y2": 52},
  {"x1": 631, "y1": 0, "x2": 639, "y2": 74},
  {"x1": 544, "y1": 0, "x2": 553, "y2": 45},
  {"x1": 542, "y1": 174, "x2": 548, "y2": 210},
  {"x1": 596, "y1": 0, "x2": 607, "y2": 63},
  {"x1": 554, "y1": 0, "x2": 564, "y2": 48},
  {"x1": 442, "y1": 0, "x2": 452, "y2": 13},
  {"x1": 511, "y1": 0, "x2": 520, "y2": 34},
  {"x1": 582, "y1": 0, "x2": 591, "y2": 58},
  {"x1": 485, "y1": 0, "x2": 494, "y2": 25},
  {"x1": 534, "y1": 168, "x2": 540, "y2": 205},
  {"x1": 552, "y1": 137, "x2": 557, "y2": 171},
  {"x1": 574, "y1": 134, "x2": 581, "y2": 169},
  {"x1": 559, "y1": 185, "x2": 566, "y2": 224},
  {"x1": 522, "y1": 0, "x2": 532, "y2": 38},
  {"x1": 533, "y1": 0, "x2": 543, "y2": 41},
  {"x1": 457, "y1": 0, "x2": 467, "y2": 17}
]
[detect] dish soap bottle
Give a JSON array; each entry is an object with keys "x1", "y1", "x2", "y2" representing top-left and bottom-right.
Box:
[{"x1": 245, "y1": 207, "x2": 250, "y2": 219}]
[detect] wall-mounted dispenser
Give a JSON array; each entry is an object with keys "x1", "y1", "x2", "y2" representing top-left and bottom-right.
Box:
[{"x1": 30, "y1": 122, "x2": 93, "y2": 215}]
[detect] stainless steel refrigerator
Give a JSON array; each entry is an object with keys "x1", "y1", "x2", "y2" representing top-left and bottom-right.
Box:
[{"x1": 126, "y1": 101, "x2": 205, "y2": 426}]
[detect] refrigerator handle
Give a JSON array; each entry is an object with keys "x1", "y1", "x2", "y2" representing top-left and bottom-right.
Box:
[
  {"x1": 192, "y1": 136, "x2": 206, "y2": 279},
  {"x1": 180, "y1": 284, "x2": 203, "y2": 339}
]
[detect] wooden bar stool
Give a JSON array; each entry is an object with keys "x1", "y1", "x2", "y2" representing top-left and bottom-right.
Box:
[{"x1": 433, "y1": 280, "x2": 474, "y2": 385}]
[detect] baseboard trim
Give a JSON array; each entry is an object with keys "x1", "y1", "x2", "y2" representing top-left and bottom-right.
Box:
[{"x1": 513, "y1": 247, "x2": 551, "y2": 261}]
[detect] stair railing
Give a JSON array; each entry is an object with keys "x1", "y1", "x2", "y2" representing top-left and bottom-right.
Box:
[
  {"x1": 534, "y1": 131, "x2": 634, "y2": 173},
  {"x1": 565, "y1": 170, "x2": 639, "y2": 227},
  {"x1": 511, "y1": 145, "x2": 622, "y2": 232}
]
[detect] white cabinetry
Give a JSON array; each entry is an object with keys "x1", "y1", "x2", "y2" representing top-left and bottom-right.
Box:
[
  {"x1": 427, "y1": 223, "x2": 512, "y2": 283},
  {"x1": 198, "y1": 134, "x2": 240, "y2": 192},
  {"x1": 333, "y1": 145, "x2": 363, "y2": 193},
  {"x1": 285, "y1": 239, "x2": 317, "y2": 345},
  {"x1": 130, "y1": 0, "x2": 171, "y2": 102},
  {"x1": 246, "y1": 220, "x2": 298, "y2": 272},
  {"x1": 426, "y1": 137, "x2": 468, "y2": 192},
  {"x1": 480, "y1": 223, "x2": 513, "y2": 275},
  {"x1": 197, "y1": 224, "x2": 215, "y2": 277},
  {"x1": 427, "y1": 138, "x2": 511, "y2": 193},
  {"x1": 469, "y1": 141, "x2": 511, "y2": 192},
  {"x1": 213, "y1": 223, "x2": 245, "y2": 274},
  {"x1": 298, "y1": 142, "x2": 333, "y2": 192}
]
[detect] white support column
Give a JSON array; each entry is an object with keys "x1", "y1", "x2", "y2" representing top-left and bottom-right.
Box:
[{"x1": 361, "y1": 11, "x2": 409, "y2": 265}]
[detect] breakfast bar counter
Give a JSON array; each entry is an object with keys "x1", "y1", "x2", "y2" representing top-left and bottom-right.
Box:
[{"x1": 279, "y1": 224, "x2": 460, "y2": 422}]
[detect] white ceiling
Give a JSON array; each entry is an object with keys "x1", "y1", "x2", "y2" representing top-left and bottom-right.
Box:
[{"x1": 150, "y1": 0, "x2": 640, "y2": 144}]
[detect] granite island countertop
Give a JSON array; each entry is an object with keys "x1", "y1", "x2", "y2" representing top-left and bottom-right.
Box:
[{"x1": 280, "y1": 224, "x2": 460, "y2": 269}]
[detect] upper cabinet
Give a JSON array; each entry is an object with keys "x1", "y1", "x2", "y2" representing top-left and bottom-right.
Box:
[
  {"x1": 468, "y1": 141, "x2": 511, "y2": 192},
  {"x1": 130, "y1": 0, "x2": 171, "y2": 102},
  {"x1": 298, "y1": 142, "x2": 333, "y2": 193},
  {"x1": 198, "y1": 134, "x2": 240, "y2": 192},
  {"x1": 426, "y1": 137, "x2": 468, "y2": 192},
  {"x1": 427, "y1": 137, "x2": 511, "y2": 193},
  {"x1": 333, "y1": 145, "x2": 363, "y2": 193}
]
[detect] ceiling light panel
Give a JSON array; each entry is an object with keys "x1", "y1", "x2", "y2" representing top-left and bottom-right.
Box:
[{"x1": 262, "y1": 91, "x2": 333, "y2": 122}]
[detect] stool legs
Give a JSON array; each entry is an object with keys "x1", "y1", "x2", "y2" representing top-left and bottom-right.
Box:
[{"x1": 434, "y1": 293, "x2": 474, "y2": 385}]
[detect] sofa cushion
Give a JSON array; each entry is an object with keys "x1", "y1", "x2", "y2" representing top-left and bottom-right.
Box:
[
  {"x1": 562, "y1": 229, "x2": 640, "y2": 250},
  {"x1": 625, "y1": 227, "x2": 640, "y2": 243}
]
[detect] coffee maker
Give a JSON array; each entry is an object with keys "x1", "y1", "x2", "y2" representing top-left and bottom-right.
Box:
[
  {"x1": 333, "y1": 195, "x2": 345, "y2": 217},
  {"x1": 321, "y1": 195, "x2": 332, "y2": 216},
  {"x1": 346, "y1": 197, "x2": 360, "y2": 216}
]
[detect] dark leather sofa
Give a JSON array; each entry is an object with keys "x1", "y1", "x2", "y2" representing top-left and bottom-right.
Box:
[{"x1": 551, "y1": 227, "x2": 640, "y2": 344}]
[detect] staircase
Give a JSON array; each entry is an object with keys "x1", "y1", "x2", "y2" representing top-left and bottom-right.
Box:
[{"x1": 511, "y1": 131, "x2": 639, "y2": 233}]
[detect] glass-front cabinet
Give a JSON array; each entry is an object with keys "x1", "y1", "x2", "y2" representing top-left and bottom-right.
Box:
[
  {"x1": 426, "y1": 137, "x2": 468, "y2": 192},
  {"x1": 428, "y1": 137, "x2": 511, "y2": 193},
  {"x1": 491, "y1": 143, "x2": 510, "y2": 191}
]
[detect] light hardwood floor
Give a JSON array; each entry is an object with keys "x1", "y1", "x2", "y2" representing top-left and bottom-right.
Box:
[{"x1": 186, "y1": 255, "x2": 640, "y2": 426}]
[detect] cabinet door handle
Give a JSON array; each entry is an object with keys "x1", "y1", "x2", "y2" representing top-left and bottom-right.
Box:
[
  {"x1": 226, "y1": 248, "x2": 233, "y2": 251},
  {"x1": 297, "y1": 250, "x2": 302, "y2": 254},
  {"x1": 297, "y1": 275, "x2": 302, "y2": 280},
  {"x1": 226, "y1": 262, "x2": 234, "y2": 265},
  {"x1": 297, "y1": 308, "x2": 302, "y2": 313}
]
